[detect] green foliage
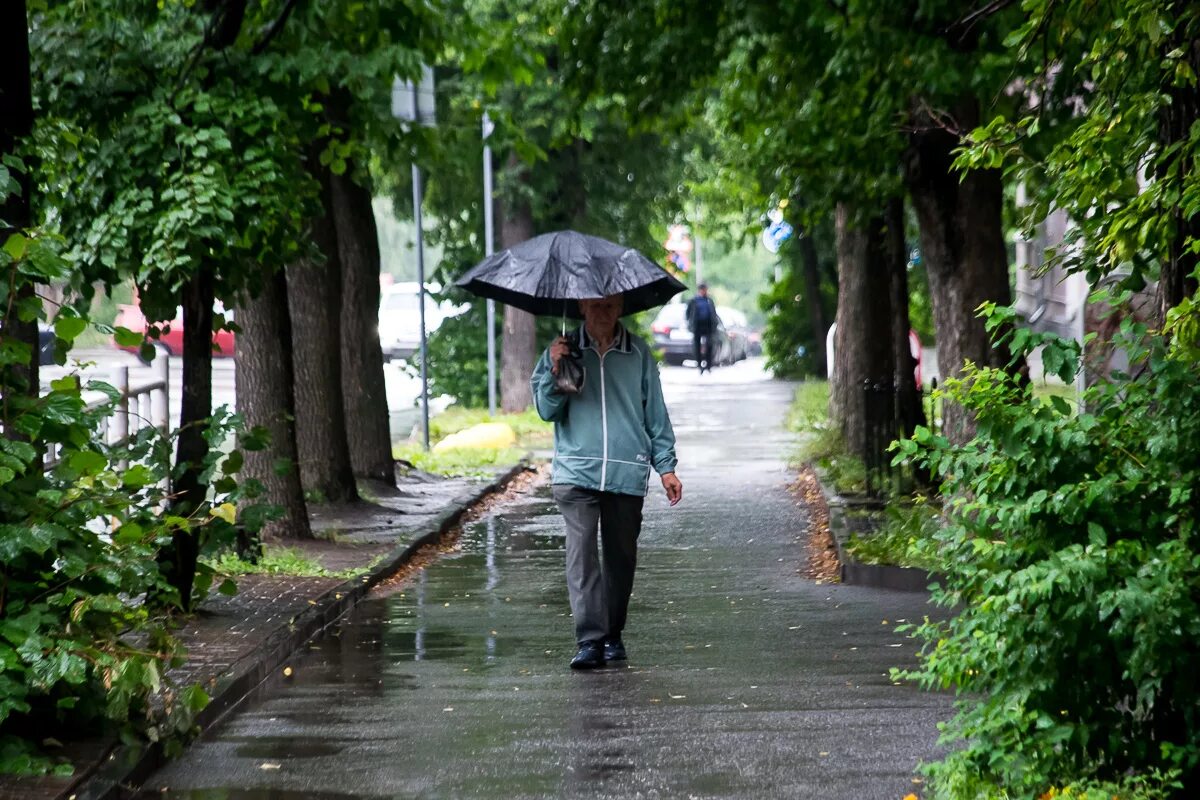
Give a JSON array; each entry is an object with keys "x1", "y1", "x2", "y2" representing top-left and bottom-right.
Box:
[
  {"x1": 760, "y1": 264, "x2": 819, "y2": 378},
  {"x1": 785, "y1": 381, "x2": 866, "y2": 495},
  {"x1": 955, "y1": 1, "x2": 1200, "y2": 296},
  {"x1": 893, "y1": 303, "x2": 1200, "y2": 796},
  {"x1": 0, "y1": 236, "x2": 263, "y2": 772},
  {"x1": 845, "y1": 497, "x2": 944, "y2": 572},
  {"x1": 206, "y1": 548, "x2": 376, "y2": 581},
  {"x1": 394, "y1": 444, "x2": 526, "y2": 479},
  {"x1": 421, "y1": 302, "x2": 492, "y2": 408}
]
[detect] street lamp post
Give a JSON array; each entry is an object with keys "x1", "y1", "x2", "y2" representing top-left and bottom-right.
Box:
[
  {"x1": 482, "y1": 112, "x2": 497, "y2": 417},
  {"x1": 392, "y1": 67, "x2": 436, "y2": 449}
]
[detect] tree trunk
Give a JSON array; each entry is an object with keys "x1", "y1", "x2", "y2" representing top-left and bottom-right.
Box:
[
  {"x1": 163, "y1": 264, "x2": 215, "y2": 609},
  {"x1": 330, "y1": 166, "x2": 394, "y2": 485},
  {"x1": 499, "y1": 157, "x2": 537, "y2": 413},
  {"x1": 1, "y1": 0, "x2": 38, "y2": 428},
  {"x1": 904, "y1": 98, "x2": 1014, "y2": 444},
  {"x1": 288, "y1": 166, "x2": 358, "y2": 504},
  {"x1": 797, "y1": 230, "x2": 829, "y2": 377},
  {"x1": 831, "y1": 204, "x2": 894, "y2": 462},
  {"x1": 235, "y1": 268, "x2": 311, "y2": 540},
  {"x1": 1157, "y1": 33, "x2": 1200, "y2": 322},
  {"x1": 885, "y1": 197, "x2": 924, "y2": 439}
]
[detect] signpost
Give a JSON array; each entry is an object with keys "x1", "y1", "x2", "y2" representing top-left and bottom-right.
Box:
[{"x1": 392, "y1": 67, "x2": 436, "y2": 449}]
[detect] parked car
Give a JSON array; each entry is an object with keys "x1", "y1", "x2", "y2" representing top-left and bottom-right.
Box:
[
  {"x1": 378, "y1": 283, "x2": 464, "y2": 361},
  {"x1": 718, "y1": 306, "x2": 751, "y2": 362},
  {"x1": 113, "y1": 301, "x2": 236, "y2": 360},
  {"x1": 650, "y1": 302, "x2": 732, "y2": 367}
]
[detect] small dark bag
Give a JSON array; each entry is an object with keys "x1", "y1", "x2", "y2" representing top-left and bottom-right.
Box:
[{"x1": 554, "y1": 344, "x2": 586, "y2": 394}]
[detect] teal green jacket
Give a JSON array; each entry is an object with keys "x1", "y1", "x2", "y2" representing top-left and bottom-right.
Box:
[{"x1": 531, "y1": 324, "x2": 678, "y2": 496}]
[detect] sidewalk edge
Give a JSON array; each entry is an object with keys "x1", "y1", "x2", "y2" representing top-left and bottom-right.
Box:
[
  {"x1": 811, "y1": 468, "x2": 940, "y2": 593},
  {"x1": 69, "y1": 459, "x2": 531, "y2": 800}
]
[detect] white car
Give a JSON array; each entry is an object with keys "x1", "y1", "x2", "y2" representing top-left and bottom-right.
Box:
[{"x1": 377, "y1": 283, "x2": 463, "y2": 361}]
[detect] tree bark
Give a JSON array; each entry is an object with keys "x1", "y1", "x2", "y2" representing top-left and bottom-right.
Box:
[
  {"x1": 904, "y1": 98, "x2": 1014, "y2": 444},
  {"x1": 162, "y1": 264, "x2": 215, "y2": 609},
  {"x1": 885, "y1": 197, "x2": 924, "y2": 439},
  {"x1": 1157, "y1": 33, "x2": 1200, "y2": 322},
  {"x1": 235, "y1": 268, "x2": 311, "y2": 539},
  {"x1": 1, "y1": 0, "x2": 38, "y2": 426},
  {"x1": 499, "y1": 157, "x2": 537, "y2": 413},
  {"x1": 288, "y1": 165, "x2": 358, "y2": 504},
  {"x1": 831, "y1": 204, "x2": 894, "y2": 462},
  {"x1": 330, "y1": 165, "x2": 394, "y2": 484}
]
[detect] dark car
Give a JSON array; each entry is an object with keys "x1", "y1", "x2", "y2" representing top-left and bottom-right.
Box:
[
  {"x1": 38, "y1": 324, "x2": 55, "y2": 365},
  {"x1": 650, "y1": 302, "x2": 732, "y2": 367}
]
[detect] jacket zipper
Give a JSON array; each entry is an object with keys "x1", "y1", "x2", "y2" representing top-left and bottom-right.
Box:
[{"x1": 599, "y1": 349, "x2": 609, "y2": 491}]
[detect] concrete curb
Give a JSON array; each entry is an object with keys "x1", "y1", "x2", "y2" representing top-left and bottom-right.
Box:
[
  {"x1": 814, "y1": 471, "x2": 941, "y2": 593},
  {"x1": 67, "y1": 460, "x2": 532, "y2": 800}
]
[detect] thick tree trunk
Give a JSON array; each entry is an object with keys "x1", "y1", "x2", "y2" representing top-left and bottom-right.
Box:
[
  {"x1": 163, "y1": 265, "x2": 215, "y2": 609},
  {"x1": 798, "y1": 231, "x2": 829, "y2": 377},
  {"x1": 904, "y1": 99, "x2": 1014, "y2": 444},
  {"x1": 1157, "y1": 33, "x2": 1200, "y2": 322},
  {"x1": 236, "y1": 268, "x2": 311, "y2": 539},
  {"x1": 885, "y1": 197, "x2": 924, "y2": 439},
  {"x1": 831, "y1": 204, "x2": 894, "y2": 462},
  {"x1": 330, "y1": 166, "x2": 394, "y2": 484},
  {"x1": 1, "y1": 0, "x2": 38, "y2": 425},
  {"x1": 288, "y1": 167, "x2": 358, "y2": 504},
  {"x1": 499, "y1": 157, "x2": 537, "y2": 413}
]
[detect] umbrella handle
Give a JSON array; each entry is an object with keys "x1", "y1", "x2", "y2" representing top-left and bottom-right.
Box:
[{"x1": 561, "y1": 302, "x2": 566, "y2": 337}]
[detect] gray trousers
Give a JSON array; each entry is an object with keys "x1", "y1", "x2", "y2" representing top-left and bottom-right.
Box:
[{"x1": 552, "y1": 484, "x2": 645, "y2": 646}]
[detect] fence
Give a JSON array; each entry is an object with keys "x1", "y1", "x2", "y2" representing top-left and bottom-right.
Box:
[
  {"x1": 863, "y1": 377, "x2": 938, "y2": 498},
  {"x1": 43, "y1": 356, "x2": 171, "y2": 470}
]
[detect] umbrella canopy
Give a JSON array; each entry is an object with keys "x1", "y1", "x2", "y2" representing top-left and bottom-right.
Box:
[{"x1": 455, "y1": 230, "x2": 686, "y2": 319}]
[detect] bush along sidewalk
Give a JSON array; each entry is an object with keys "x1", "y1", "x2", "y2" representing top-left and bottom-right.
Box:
[{"x1": 892, "y1": 304, "x2": 1199, "y2": 798}]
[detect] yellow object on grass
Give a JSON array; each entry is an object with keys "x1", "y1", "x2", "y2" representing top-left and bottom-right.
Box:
[{"x1": 432, "y1": 422, "x2": 517, "y2": 452}]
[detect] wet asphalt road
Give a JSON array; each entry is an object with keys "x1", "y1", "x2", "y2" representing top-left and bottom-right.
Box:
[{"x1": 137, "y1": 359, "x2": 951, "y2": 800}]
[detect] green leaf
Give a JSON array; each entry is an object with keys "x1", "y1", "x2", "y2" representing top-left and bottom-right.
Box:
[
  {"x1": 2, "y1": 233, "x2": 29, "y2": 261},
  {"x1": 1088, "y1": 522, "x2": 1107, "y2": 546},
  {"x1": 66, "y1": 450, "x2": 107, "y2": 476},
  {"x1": 217, "y1": 578, "x2": 238, "y2": 597},
  {"x1": 222, "y1": 450, "x2": 243, "y2": 475},
  {"x1": 53, "y1": 317, "x2": 88, "y2": 343},
  {"x1": 113, "y1": 327, "x2": 143, "y2": 348}
]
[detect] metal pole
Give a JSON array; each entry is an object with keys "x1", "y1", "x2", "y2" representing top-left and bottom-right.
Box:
[
  {"x1": 411, "y1": 86, "x2": 430, "y2": 451},
  {"x1": 113, "y1": 365, "x2": 129, "y2": 469},
  {"x1": 483, "y1": 111, "x2": 497, "y2": 417}
]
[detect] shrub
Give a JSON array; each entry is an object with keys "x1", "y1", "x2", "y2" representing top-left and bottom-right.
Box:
[
  {"x1": 1, "y1": 233, "x2": 251, "y2": 773},
  {"x1": 894, "y1": 303, "x2": 1200, "y2": 797}
]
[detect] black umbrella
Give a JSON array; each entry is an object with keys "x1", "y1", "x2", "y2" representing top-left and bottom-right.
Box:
[{"x1": 455, "y1": 230, "x2": 686, "y2": 319}]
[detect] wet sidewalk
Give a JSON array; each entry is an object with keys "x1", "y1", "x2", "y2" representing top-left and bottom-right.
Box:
[
  {"x1": 129, "y1": 361, "x2": 954, "y2": 800},
  {"x1": 0, "y1": 464, "x2": 528, "y2": 800}
]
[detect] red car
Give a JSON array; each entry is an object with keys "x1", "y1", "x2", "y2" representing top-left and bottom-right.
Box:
[{"x1": 113, "y1": 302, "x2": 236, "y2": 359}]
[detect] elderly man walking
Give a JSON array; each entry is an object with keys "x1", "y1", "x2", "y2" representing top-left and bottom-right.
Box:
[{"x1": 531, "y1": 294, "x2": 683, "y2": 670}]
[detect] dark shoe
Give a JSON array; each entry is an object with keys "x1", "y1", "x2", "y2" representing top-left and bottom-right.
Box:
[
  {"x1": 603, "y1": 639, "x2": 627, "y2": 662},
  {"x1": 569, "y1": 642, "x2": 605, "y2": 670}
]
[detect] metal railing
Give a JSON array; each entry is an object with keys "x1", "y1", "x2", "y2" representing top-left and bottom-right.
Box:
[
  {"x1": 863, "y1": 377, "x2": 937, "y2": 498},
  {"x1": 43, "y1": 356, "x2": 171, "y2": 469}
]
